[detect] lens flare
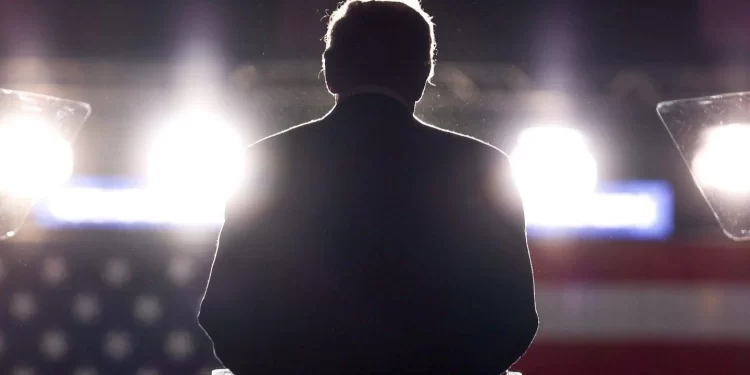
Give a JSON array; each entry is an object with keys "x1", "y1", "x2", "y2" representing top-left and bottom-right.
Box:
[
  {"x1": 0, "y1": 115, "x2": 73, "y2": 198},
  {"x1": 510, "y1": 126, "x2": 598, "y2": 202}
]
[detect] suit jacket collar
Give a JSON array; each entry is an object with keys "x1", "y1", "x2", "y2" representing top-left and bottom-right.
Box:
[{"x1": 336, "y1": 85, "x2": 414, "y2": 112}]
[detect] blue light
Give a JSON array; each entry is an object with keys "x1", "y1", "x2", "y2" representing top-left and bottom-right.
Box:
[
  {"x1": 525, "y1": 180, "x2": 674, "y2": 240},
  {"x1": 33, "y1": 177, "x2": 674, "y2": 240}
]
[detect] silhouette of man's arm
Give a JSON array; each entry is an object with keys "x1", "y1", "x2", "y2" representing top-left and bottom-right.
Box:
[
  {"x1": 198, "y1": 201, "x2": 255, "y2": 370},
  {"x1": 198, "y1": 143, "x2": 284, "y2": 372},
  {"x1": 458, "y1": 148, "x2": 538, "y2": 373},
  {"x1": 494, "y1": 153, "x2": 538, "y2": 369},
  {"x1": 199, "y1": 192, "x2": 294, "y2": 372}
]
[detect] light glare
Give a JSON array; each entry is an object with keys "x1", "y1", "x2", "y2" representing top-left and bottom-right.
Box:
[
  {"x1": 46, "y1": 187, "x2": 224, "y2": 226},
  {"x1": 510, "y1": 126, "x2": 598, "y2": 201},
  {"x1": 0, "y1": 115, "x2": 73, "y2": 198},
  {"x1": 146, "y1": 110, "x2": 245, "y2": 203},
  {"x1": 692, "y1": 123, "x2": 750, "y2": 194},
  {"x1": 525, "y1": 192, "x2": 659, "y2": 229}
]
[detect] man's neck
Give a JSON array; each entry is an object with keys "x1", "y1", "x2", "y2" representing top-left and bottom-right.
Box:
[{"x1": 336, "y1": 85, "x2": 415, "y2": 113}]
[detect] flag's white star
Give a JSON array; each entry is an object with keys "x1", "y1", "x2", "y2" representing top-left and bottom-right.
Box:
[
  {"x1": 72, "y1": 294, "x2": 101, "y2": 323},
  {"x1": 167, "y1": 257, "x2": 196, "y2": 286},
  {"x1": 41, "y1": 257, "x2": 68, "y2": 286},
  {"x1": 165, "y1": 330, "x2": 195, "y2": 360},
  {"x1": 9, "y1": 293, "x2": 37, "y2": 321},
  {"x1": 40, "y1": 330, "x2": 68, "y2": 360},
  {"x1": 103, "y1": 331, "x2": 132, "y2": 360},
  {"x1": 134, "y1": 295, "x2": 162, "y2": 324},
  {"x1": 103, "y1": 258, "x2": 131, "y2": 287}
]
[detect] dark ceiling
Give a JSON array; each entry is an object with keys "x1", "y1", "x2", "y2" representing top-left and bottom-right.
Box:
[
  {"x1": 1, "y1": 0, "x2": 749, "y2": 241},
  {"x1": 2, "y1": 0, "x2": 749, "y2": 66}
]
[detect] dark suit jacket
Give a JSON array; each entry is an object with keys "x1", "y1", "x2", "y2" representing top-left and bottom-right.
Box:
[{"x1": 199, "y1": 93, "x2": 538, "y2": 375}]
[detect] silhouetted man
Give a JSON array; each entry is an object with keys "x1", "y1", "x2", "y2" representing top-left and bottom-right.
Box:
[{"x1": 199, "y1": 1, "x2": 538, "y2": 373}]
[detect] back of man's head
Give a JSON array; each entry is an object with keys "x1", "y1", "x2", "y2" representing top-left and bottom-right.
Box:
[{"x1": 323, "y1": 0, "x2": 436, "y2": 103}]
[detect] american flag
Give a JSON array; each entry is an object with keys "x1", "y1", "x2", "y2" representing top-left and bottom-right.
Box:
[
  {"x1": 516, "y1": 239, "x2": 750, "y2": 374},
  {"x1": 2, "y1": 233, "x2": 748, "y2": 374},
  {"x1": 0, "y1": 237, "x2": 220, "y2": 375}
]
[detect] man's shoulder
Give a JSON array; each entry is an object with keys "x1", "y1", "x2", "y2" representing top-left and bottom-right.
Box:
[
  {"x1": 249, "y1": 118, "x2": 324, "y2": 149},
  {"x1": 414, "y1": 118, "x2": 510, "y2": 160},
  {"x1": 242, "y1": 118, "x2": 334, "y2": 167},
  {"x1": 247, "y1": 116, "x2": 510, "y2": 164}
]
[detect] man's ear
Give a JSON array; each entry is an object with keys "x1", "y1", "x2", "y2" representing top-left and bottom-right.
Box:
[{"x1": 323, "y1": 50, "x2": 341, "y2": 94}]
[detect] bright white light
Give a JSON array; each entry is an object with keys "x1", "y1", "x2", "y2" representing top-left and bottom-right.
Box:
[
  {"x1": 510, "y1": 126, "x2": 598, "y2": 201},
  {"x1": 46, "y1": 187, "x2": 225, "y2": 226},
  {"x1": 524, "y1": 192, "x2": 659, "y2": 229},
  {"x1": 146, "y1": 110, "x2": 245, "y2": 203},
  {"x1": 0, "y1": 114, "x2": 73, "y2": 198},
  {"x1": 39, "y1": 185, "x2": 664, "y2": 234},
  {"x1": 692, "y1": 123, "x2": 750, "y2": 194}
]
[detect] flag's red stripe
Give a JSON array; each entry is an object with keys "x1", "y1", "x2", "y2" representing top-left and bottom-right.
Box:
[
  {"x1": 515, "y1": 342, "x2": 750, "y2": 375},
  {"x1": 530, "y1": 240, "x2": 750, "y2": 282}
]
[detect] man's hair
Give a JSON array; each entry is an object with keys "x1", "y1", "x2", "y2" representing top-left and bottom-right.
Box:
[{"x1": 323, "y1": 0, "x2": 437, "y2": 87}]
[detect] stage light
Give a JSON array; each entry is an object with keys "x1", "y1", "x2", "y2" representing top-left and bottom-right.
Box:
[
  {"x1": 146, "y1": 110, "x2": 246, "y2": 203},
  {"x1": 509, "y1": 126, "x2": 598, "y2": 201},
  {"x1": 45, "y1": 187, "x2": 225, "y2": 227},
  {"x1": 0, "y1": 114, "x2": 73, "y2": 198},
  {"x1": 33, "y1": 177, "x2": 673, "y2": 241},
  {"x1": 692, "y1": 123, "x2": 750, "y2": 195}
]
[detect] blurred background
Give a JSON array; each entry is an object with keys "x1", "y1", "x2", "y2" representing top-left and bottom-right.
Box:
[{"x1": 1, "y1": 0, "x2": 750, "y2": 374}]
